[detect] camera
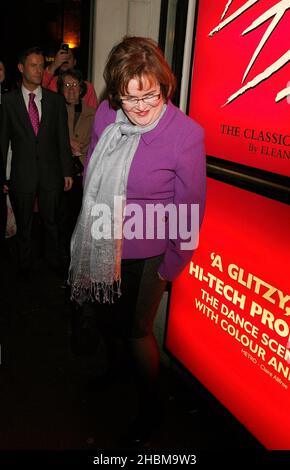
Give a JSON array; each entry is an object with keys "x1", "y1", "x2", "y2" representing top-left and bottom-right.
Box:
[{"x1": 60, "y1": 43, "x2": 69, "y2": 53}]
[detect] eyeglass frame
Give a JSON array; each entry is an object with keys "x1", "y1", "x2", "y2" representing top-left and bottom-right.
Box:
[
  {"x1": 63, "y1": 82, "x2": 80, "y2": 89},
  {"x1": 119, "y1": 93, "x2": 161, "y2": 108}
]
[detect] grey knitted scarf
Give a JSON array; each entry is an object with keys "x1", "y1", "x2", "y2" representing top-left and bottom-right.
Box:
[{"x1": 68, "y1": 105, "x2": 166, "y2": 304}]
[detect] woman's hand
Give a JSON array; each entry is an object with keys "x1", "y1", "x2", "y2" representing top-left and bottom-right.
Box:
[
  {"x1": 70, "y1": 139, "x2": 83, "y2": 156},
  {"x1": 157, "y1": 272, "x2": 166, "y2": 281}
]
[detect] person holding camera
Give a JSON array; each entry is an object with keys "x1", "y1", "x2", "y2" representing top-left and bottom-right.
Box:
[{"x1": 42, "y1": 44, "x2": 98, "y2": 109}]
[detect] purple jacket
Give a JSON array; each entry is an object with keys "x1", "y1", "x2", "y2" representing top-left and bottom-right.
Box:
[{"x1": 85, "y1": 100, "x2": 206, "y2": 281}]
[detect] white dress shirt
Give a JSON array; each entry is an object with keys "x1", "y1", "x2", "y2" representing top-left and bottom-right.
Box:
[{"x1": 21, "y1": 85, "x2": 42, "y2": 120}]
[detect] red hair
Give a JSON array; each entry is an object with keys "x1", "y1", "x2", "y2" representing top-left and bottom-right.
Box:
[{"x1": 104, "y1": 36, "x2": 176, "y2": 109}]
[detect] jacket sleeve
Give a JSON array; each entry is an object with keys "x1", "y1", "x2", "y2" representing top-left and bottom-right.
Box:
[
  {"x1": 83, "y1": 101, "x2": 115, "y2": 181},
  {"x1": 0, "y1": 96, "x2": 10, "y2": 177},
  {"x1": 0, "y1": 147, "x2": 5, "y2": 185},
  {"x1": 57, "y1": 95, "x2": 73, "y2": 176},
  {"x1": 158, "y1": 126, "x2": 206, "y2": 281},
  {"x1": 83, "y1": 110, "x2": 99, "y2": 181}
]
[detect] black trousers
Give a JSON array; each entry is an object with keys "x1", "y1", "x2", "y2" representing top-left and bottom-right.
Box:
[
  {"x1": 92, "y1": 254, "x2": 167, "y2": 339},
  {"x1": 59, "y1": 175, "x2": 83, "y2": 257},
  {"x1": 10, "y1": 188, "x2": 62, "y2": 270}
]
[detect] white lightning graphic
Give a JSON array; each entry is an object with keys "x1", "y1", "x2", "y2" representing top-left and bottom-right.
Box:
[
  {"x1": 221, "y1": 0, "x2": 234, "y2": 20},
  {"x1": 209, "y1": 1, "x2": 290, "y2": 105},
  {"x1": 242, "y1": 0, "x2": 290, "y2": 82}
]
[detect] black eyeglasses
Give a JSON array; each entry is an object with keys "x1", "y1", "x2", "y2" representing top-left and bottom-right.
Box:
[{"x1": 119, "y1": 93, "x2": 161, "y2": 108}]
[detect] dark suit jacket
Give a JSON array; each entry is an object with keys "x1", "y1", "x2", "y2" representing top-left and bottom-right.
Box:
[
  {"x1": 0, "y1": 147, "x2": 5, "y2": 186},
  {"x1": 0, "y1": 87, "x2": 73, "y2": 193}
]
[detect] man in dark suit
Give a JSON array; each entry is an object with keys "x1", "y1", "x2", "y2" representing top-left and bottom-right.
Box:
[{"x1": 0, "y1": 46, "x2": 73, "y2": 275}]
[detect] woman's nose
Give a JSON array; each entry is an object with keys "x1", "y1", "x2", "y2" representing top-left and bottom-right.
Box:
[{"x1": 135, "y1": 99, "x2": 147, "y2": 110}]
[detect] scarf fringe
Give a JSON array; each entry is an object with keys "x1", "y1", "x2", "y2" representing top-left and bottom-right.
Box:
[{"x1": 69, "y1": 277, "x2": 122, "y2": 305}]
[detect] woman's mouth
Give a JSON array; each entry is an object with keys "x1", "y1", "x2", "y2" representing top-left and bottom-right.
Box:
[{"x1": 135, "y1": 110, "x2": 149, "y2": 117}]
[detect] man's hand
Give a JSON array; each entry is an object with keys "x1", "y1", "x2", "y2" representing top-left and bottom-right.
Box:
[
  {"x1": 3, "y1": 184, "x2": 9, "y2": 194},
  {"x1": 64, "y1": 177, "x2": 73, "y2": 191}
]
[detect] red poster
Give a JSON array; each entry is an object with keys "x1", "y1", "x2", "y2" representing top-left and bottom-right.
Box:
[
  {"x1": 166, "y1": 178, "x2": 290, "y2": 449},
  {"x1": 189, "y1": 0, "x2": 290, "y2": 177}
]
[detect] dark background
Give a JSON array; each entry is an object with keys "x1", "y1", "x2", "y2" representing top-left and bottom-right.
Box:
[{"x1": 0, "y1": 0, "x2": 92, "y2": 86}]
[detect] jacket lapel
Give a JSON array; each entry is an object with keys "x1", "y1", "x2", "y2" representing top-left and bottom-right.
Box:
[
  {"x1": 37, "y1": 88, "x2": 49, "y2": 137},
  {"x1": 15, "y1": 89, "x2": 35, "y2": 137}
]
